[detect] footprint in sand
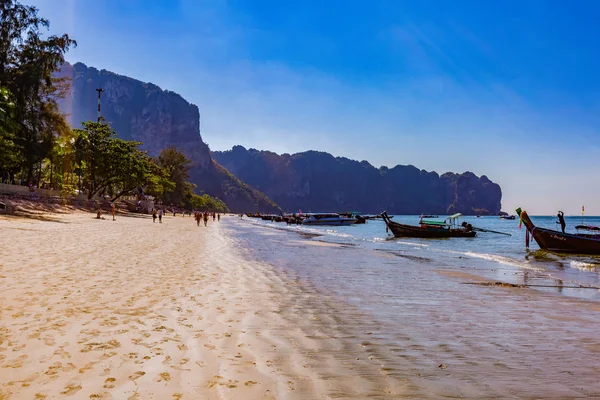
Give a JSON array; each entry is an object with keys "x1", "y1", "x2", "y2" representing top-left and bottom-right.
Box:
[
  {"x1": 157, "y1": 372, "x2": 171, "y2": 382},
  {"x1": 89, "y1": 393, "x2": 110, "y2": 399},
  {"x1": 129, "y1": 371, "x2": 146, "y2": 381},
  {"x1": 81, "y1": 340, "x2": 121, "y2": 353},
  {"x1": 60, "y1": 383, "x2": 82, "y2": 396},
  {"x1": 4, "y1": 354, "x2": 28, "y2": 368},
  {"x1": 103, "y1": 377, "x2": 116, "y2": 388}
]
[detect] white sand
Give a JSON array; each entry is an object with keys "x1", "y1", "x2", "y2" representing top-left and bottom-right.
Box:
[{"x1": 0, "y1": 213, "x2": 403, "y2": 399}]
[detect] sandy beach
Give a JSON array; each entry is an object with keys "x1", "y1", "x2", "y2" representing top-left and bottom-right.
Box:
[
  {"x1": 0, "y1": 212, "x2": 405, "y2": 399},
  {"x1": 3, "y1": 211, "x2": 600, "y2": 399}
]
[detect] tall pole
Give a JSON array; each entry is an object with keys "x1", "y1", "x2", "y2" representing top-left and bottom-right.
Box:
[{"x1": 96, "y1": 88, "x2": 104, "y2": 122}]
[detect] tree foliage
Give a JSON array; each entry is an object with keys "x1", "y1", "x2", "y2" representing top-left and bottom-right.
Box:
[
  {"x1": 0, "y1": 0, "x2": 75, "y2": 179},
  {"x1": 72, "y1": 121, "x2": 167, "y2": 200},
  {"x1": 157, "y1": 146, "x2": 191, "y2": 205},
  {"x1": 157, "y1": 147, "x2": 229, "y2": 212}
]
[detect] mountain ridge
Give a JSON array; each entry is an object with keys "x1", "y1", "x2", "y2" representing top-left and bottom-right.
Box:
[{"x1": 212, "y1": 145, "x2": 502, "y2": 215}]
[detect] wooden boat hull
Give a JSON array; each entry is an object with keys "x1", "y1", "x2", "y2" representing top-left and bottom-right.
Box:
[
  {"x1": 517, "y1": 209, "x2": 600, "y2": 255},
  {"x1": 381, "y1": 212, "x2": 475, "y2": 238}
]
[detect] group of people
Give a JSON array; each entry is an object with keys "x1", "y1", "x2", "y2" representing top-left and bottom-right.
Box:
[
  {"x1": 152, "y1": 207, "x2": 164, "y2": 223},
  {"x1": 194, "y1": 211, "x2": 220, "y2": 226}
]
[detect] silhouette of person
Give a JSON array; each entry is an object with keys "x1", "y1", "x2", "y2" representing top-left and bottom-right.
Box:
[{"x1": 557, "y1": 211, "x2": 566, "y2": 233}]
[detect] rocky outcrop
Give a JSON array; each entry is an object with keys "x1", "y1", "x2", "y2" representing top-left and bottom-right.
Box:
[
  {"x1": 56, "y1": 62, "x2": 279, "y2": 213},
  {"x1": 213, "y1": 146, "x2": 502, "y2": 215}
]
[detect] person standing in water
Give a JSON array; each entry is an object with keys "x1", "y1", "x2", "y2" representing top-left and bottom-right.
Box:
[{"x1": 557, "y1": 211, "x2": 566, "y2": 233}]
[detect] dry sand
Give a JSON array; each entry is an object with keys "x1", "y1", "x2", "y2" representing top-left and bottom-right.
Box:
[{"x1": 0, "y1": 212, "x2": 405, "y2": 399}]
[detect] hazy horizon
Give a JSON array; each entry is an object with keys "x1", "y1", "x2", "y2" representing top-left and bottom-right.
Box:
[{"x1": 30, "y1": 0, "x2": 600, "y2": 215}]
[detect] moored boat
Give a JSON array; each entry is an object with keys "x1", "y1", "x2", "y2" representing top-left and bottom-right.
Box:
[
  {"x1": 302, "y1": 213, "x2": 357, "y2": 226},
  {"x1": 381, "y1": 212, "x2": 476, "y2": 238},
  {"x1": 338, "y1": 212, "x2": 367, "y2": 224},
  {"x1": 575, "y1": 225, "x2": 600, "y2": 239},
  {"x1": 516, "y1": 208, "x2": 600, "y2": 254}
]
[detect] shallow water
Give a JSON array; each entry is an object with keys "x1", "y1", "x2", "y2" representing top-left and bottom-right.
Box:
[
  {"x1": 223, "y1": 215, "x2": 600, "y2": 397},
  {"x1": 238, "y1": 215, "x2": 600, "y2": 299}
]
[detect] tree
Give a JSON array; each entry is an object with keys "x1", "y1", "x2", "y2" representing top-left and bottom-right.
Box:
[
  {"x1": 0, "y1": 86, "x2": 21, "y2": 172},
  {"x1": 157, "y1": 146, "x2": 191, "y2": 205},
  {"x1": 0, "y1": 0, "x2": 76, "y2": 181},
  {"x1": 73, "y1": 121, "x2": 168, "y2": 201}
]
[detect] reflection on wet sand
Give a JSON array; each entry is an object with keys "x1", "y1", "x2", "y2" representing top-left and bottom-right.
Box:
[{"x1": 234, "y1": 219, "x2": 600, "y2": 398}]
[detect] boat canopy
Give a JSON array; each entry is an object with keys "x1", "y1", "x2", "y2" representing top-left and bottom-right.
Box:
[
  {"x1": 421, "y1": 220, "x2": 448, "y2": 226},
  {"x1": 575, "y1": 225, "x2": 600, "y2": 231},
  {"x1": 446, "y1": 213, "x2": 462, "y2": 220}
]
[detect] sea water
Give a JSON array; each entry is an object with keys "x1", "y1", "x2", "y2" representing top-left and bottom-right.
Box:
[
  {"x1": 229, "y1": 215, "x2": 600, "y2": 298},
  {"x1": 221, "y1": 215, "x2": 600, "y2": 396}
]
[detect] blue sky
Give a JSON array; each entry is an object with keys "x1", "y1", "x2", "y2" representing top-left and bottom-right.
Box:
[{"x1": 30, "y1": 0, "x2": 600, "y2": 214}]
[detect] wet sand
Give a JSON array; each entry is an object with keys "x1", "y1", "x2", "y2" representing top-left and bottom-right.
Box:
[
  {"x1": 0, "y1": 213, "x2": 406, "y2": 399},
  {"x1": 231, "y1": 219, "x2": 600, "y2": 398}
]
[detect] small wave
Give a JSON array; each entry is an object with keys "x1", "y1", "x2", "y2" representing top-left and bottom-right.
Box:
[
  {"x1": 463, "y1": 251, "x2": 544, "y2": 272},
  {"x1": 570, "y1": 260, "x2": 599, "y2": 271},
  {"x1": 394, "y1": 240, "x2": 429, "y2": 247}
]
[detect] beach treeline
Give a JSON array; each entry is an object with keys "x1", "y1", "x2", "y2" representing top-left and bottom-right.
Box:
[{"x1": 0, "y1": 0, "x2": 228, "y2": 212}]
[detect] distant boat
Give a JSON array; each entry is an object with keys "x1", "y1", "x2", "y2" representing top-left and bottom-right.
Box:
[
  {"x1": 516, "y1": 208, "x2": 600, "y2": 254},
  {"x1": 338, "y1": 212, "x2": 367, "y2": 224},
  {"x1": 381, "y1": 212, "x2": 476, "y2": 238},
  {"x1": 302, "y1": 213, "x2": 357, "y2": 226},
  {"x1": 421, "y1": 214, "x2": 438, "y2": 218},
  {"x1": 500, "y1": 215, "x2": 516, "y2": 220},
  {"x1": 575, "y1": 225, "x2": 600, "y2": 239}
]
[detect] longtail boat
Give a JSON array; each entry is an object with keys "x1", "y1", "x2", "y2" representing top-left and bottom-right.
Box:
[
  {"x1": 516, "y1": 208, "x2": 600, "y2": 254},
  {"x1": 381, "y1": 212, "x2": 476, "y2": 238}
]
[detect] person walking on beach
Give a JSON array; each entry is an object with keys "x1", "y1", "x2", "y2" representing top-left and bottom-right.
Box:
[
  {"x1": 152, "y1": 208, "x2": 157, "y2": 223},
  {"x1": 203, "y1": 212, "x2": 208, "y2": 227},
  {"x1": 212, "y1": 212, "x2": 216, "y2": 222},
  {"x1": 217, "y1": 213, "x2": 220, "y2": 222},
  {"x1": 111, "y1": 202, "x2": 116, "y2": 221},
  {"x1": 195, "y1": 211, "x2": 201, "y2": 226},
  {"x1": 557, "y1": 211, "x2": 566, "y2": 233},
  {"x1": 158, "y1": 208, "x2": 164, "y2": 223}
]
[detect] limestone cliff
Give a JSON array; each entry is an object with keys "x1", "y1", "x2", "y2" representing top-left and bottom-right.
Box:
[
  {"x1": 213, "y1": 146, "x2": 503, "y2": 215},
  {"x1": 57, "y1": 62, "x2": 279, "y2": 213}
]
